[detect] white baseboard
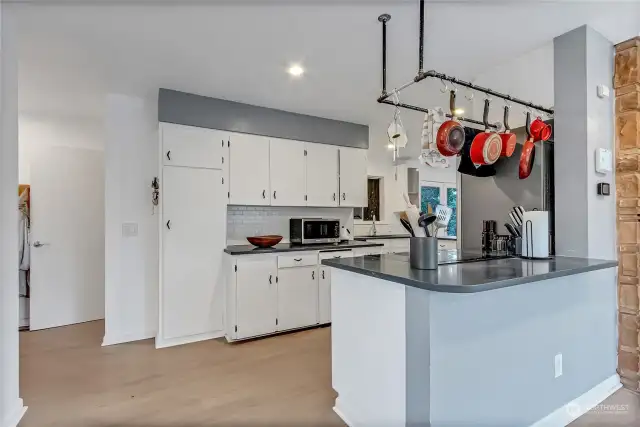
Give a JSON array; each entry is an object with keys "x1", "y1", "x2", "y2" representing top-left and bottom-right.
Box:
[
  {"x1": 530, "y1": 374, "x2": 622, "y2": 427},
  {"x1": 2, "y1": 400, "x2": 26, "y2": 427},
  {"x1": 102, "y1": 330, "x2": 155, "y2": 346},
  {"x1": 155, "y1": 330, "x2": 224, "y2": 349}
]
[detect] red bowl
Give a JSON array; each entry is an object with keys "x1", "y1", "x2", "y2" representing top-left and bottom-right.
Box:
[{"x1": 246, "y1": 235, "x2": 283, "y2": 248}]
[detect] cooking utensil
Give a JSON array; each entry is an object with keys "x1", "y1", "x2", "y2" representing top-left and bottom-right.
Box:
[
  {"x1": 403, "y1": 193, "x2": 426, "y2": 238},
  {"x1": 433, "y1": 205, "x2": 453, "y2": 236},
  {"x1": 457, "y1": 127, "x2": 497, "y2": 177},
  {"x1": 400, "y1": 211, "x2": 409, "y2": 223},
  {"x1": 246, "y1": 235, "x2": 283, "y2": 248},
  {"x1": 505, "y1": 223, "x2": 518, "y2": 237},
  {"x1": 519, "y1": 112, "x2": 536, "y2": 179},
  {"x1": 418, "y1": 213, "x2": 437, "y2": 237},
  {"x1": 436, "y1": 90, "x2": 466, "y2": 157},
  {"x1": 515, "y1": 205, "x2": 525, "y2": 220},
  {"x1": 529, "y1": 116, "x2": 552, "y2": 142},
  {"x1": 400, "y1": 217, "x2": 415, "y2": 237},
  {"x1": 499, "y1": 105, "x2": 517, "y2": 157},
  {"x1": 508, "y1": 212, "x2": 521, "y2": 235},
  {"x1": 470, "y1": 99, "x2": 503, "y2": 165},
  {"x1": 511, "y1": 207, "x2": 523, "y2": 227}
]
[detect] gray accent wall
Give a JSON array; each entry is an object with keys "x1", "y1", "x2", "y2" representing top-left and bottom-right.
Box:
[
  {"x1": 554, "y1": 26, "x2": 616, "y2": 259},
  {"x1": 158, "y1": 89, "x2": 369, "y2": 148}
]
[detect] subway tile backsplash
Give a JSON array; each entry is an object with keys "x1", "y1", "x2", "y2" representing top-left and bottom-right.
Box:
[{"x1": 227, "y1": 206, "x2": 354, "y2": 245}]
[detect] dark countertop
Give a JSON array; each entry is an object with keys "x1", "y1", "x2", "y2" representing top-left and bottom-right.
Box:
[
  {"x1": 321, "y1": 251, "x2": 617, "y2": 293},
  {"x1": 354, "y1": 234, "x2": 457, "y2": 241},
  {"x1": 224, "y1": 240, "x2": 384, "y2": 255}
]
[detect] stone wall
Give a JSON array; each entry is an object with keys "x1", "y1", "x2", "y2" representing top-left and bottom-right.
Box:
[{"x1": 615, "y1": 37, "x2": 640, "y2": 392}]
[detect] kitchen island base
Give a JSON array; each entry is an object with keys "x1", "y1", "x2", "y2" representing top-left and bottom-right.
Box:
[{"x1": 330, "y1": 264, "x2": 619, "y2": 427}]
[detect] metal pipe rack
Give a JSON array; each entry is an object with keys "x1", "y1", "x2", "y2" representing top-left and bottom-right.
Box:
[{"x1": 377, "y1": 0, "x2": 553, "y2": 128}]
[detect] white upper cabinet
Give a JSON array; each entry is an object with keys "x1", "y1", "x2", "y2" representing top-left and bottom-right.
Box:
[
  {"x1": 269, "y1": 138, "x2": 306, "y2": 207},
  {"x1": 306, "y1": 143, "x2": 339, "y2": 207},
  {"x1": 161, "y1": 123, "x2": 224, "y2": 169},
  {"x1": 339, "y1": 147, "x2": 368, "y2": 207},
  {"x1": 229, "y1": 133, "x2": 271, "y2": 205}
]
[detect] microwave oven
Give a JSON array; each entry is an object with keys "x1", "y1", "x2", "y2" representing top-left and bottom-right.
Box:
[{"x1": 290, "y1": 218, "x2": 340, "y2": 245}]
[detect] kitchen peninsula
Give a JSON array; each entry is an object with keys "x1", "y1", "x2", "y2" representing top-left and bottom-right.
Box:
[{"x1": 323, "y1": 251, "x2": 618, "y2": 426}]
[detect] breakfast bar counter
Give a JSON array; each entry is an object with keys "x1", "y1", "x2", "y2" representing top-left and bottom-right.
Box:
[{"x1": 322, "y1": 252, "x2": 619, "y2": 426}]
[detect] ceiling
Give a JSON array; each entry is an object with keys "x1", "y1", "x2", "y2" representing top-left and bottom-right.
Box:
[{"x1": 13, "y1": 1, "x2": 640, "y2": 125}]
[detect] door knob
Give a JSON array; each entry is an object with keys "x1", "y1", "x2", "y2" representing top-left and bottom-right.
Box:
[{"x1": 33, "y1": 241, "x2": 49, "y2": 248}]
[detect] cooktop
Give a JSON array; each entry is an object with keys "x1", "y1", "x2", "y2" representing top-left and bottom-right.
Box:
[{"x1": 386, "y1": 250, "x2": 512, "y2": 265}]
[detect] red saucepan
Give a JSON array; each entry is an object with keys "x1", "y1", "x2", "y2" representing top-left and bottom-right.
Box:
[
  {"x1": 436, "y1": 90, "x2": 466, "y2": 157},
  {"x1": 499, "y1": 105, "x2": 516, "y2": 157},
  {"x1": 530, "y1": 116, "x2": 552, "y2": 142},
  {"x1": 519, "y1": 112, "x2": 536, "y2": 179},
  {"x1": 470, "y1": 99, "x2": 503, "y2": 165}
]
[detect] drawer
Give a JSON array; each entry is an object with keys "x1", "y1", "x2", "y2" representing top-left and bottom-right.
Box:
[
  {"x1": 438, "y1": 240, "x2": 457, "y2": 250},
  {"x1": 278, "y1": 253, "x2": 318, "y2": 268},
  {"x1": 353, "y1": 246, "x2": 383, "y2": 257},
  {"x1": 319, "y1": 250, "x2": 354, "y2": 261}
]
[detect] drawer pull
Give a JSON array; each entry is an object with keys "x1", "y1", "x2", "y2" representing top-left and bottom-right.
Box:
[{"x1": 294, "y1": 258, "x2": 302, "y2": 262}]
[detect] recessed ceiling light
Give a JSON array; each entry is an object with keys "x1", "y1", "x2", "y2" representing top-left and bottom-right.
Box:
[{"x1": 288, "y1": 64, "x2": 304, "y2": 77}]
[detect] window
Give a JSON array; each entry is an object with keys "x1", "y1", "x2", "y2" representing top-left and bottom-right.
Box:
[
  {"x1": 354, "y1": 177, "x2": 382, "y2": 221},
  {"x1": 420, "y1": 181, "x2": 457, "y2": 237}
]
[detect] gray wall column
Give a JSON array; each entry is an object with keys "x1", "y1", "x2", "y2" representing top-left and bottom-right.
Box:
[{"x1": 554, "y1": 26, "x2": 616, "y2": 259}]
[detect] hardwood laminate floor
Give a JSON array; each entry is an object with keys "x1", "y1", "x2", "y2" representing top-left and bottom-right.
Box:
[{"x1": 18, "y1": 320, "x2": 640, "y2": 426}]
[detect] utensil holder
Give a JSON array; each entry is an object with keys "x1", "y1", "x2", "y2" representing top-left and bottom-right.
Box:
[{"x1": 410, "y1": 237, "x2": 438, "y2": 270}]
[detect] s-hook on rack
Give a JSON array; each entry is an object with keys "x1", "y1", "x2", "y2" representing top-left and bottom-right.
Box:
[{"x1": 377, "y1": 0, "x2": 554, "y2": 129}]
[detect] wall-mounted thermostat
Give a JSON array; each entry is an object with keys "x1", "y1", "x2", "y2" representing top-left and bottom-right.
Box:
[{"x1": 595, "y1": 148, "x2": 612, "y2": 174}]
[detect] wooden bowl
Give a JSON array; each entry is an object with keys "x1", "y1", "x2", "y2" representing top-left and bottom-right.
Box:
[{"x1": 246, "y1": 235, "x2": 283, "y2": 248}]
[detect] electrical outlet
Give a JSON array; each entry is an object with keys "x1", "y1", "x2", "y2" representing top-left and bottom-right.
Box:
[
  {"x1": 122, "y1": 222, "x2": 139, "y2": 237},
  {"x1": 555, "y1": 353, "x2": 563, "y2": 378}
]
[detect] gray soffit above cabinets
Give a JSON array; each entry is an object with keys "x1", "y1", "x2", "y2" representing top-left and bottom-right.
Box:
[{"x1": 158, "y1": 89, "x2": 369, "y2": 149}]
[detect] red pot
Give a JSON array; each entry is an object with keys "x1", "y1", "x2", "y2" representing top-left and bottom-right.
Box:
[
  {"x1": 499, "y1": 132, "x2": 517, "y2": 157},
  {"x1": 436, "y1": 120, "x2": 465, "y2": 156},
  {"x1": 519, "y1": 138, "x2": 536, "y2": 179},
  {"x1": 530, "y1": 117, "x2": 551, "y2": 142},
  {"x1": 470, "y1": 131, "x2": 503, "y2": 165}
]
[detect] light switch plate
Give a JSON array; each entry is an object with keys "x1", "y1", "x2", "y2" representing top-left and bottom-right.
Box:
[
  {"x1": 555, "y1": 353, "x2": 563, "y2": 378},
  {"x1": 122, "y1": 222, "x2": 138, "y2": 237}
]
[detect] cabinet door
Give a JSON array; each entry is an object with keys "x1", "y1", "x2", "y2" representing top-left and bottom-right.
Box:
[
  {"x1": 318, "y1": 266, "x2": 331, "y2": 324},
  {"x1": 229, "y1": 133, "x2": 270, "y2": 205},
  {"x1": 269, "y1": 138, "x2": 306, "y2": 206},
  {"x1": 306, "y1": 143, "x2": 339, "y2": 207},
  {"x1": 277, "y1": 266, "x2": 319, "y2": 330},
  {"x1": 339, "y1": 147, "x2": 368, "y2": 207},
  {"x1": 161, "y1": 123, "x2": 223, "y2": 169},
  {"x1": 162, "y1": 166, "x2": 226, "y2": 341},
  {"x1": 235, "y1": 257, "x2": 278, "y2": 339}
]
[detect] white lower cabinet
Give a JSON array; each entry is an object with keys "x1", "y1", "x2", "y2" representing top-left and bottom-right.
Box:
[
  {"x1": 234, "y1": 257, "x2": 278, "y2": 340},
  {"x1": 277, "y1": 266, "x2": 318, "y2": 330}
]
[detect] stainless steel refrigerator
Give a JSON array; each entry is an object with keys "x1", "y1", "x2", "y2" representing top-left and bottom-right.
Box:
[{"x1": 459, "y1": 124, "x2": 554, "y2": 253}]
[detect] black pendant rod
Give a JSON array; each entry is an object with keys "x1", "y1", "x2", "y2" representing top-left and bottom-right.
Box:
[
  {"x1": 378, "y1": 14, "x2": 391, "y2": 95},
  {"x1": 418, "y1": 0, "x2": 424, "y2": 74},
  {"x1": 379, "y1": 99, "x2": 495, "y2": 129},
  {"x1": 415, "y1": 70, "x2": 554, "y2": 115}
]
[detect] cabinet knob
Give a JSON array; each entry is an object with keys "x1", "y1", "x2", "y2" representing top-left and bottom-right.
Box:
[
  {"x1": 166, "y1": 150, "x2": 171, "y2": 161},
  {"x1": 269, "y1": 274, "x2": 272, "y2": 285},
  {"x1": 342, "y1": 192, "x2": 346, "y2": 201},
  {"x1": 333, "y1": 193, "x2": 336, "y2": 201},
  {"x1": 322, "y1": 270, "x2": 325, "y2": 280},
  {"x1": 312, "y1": 271, "x2": 315, "y2": 280},
  {"x1": 273, "y1": 191, "x2": 277, "y2": 199},
  {"x1": 262, "y1": 190, "x2": 266, "y2": 199}
]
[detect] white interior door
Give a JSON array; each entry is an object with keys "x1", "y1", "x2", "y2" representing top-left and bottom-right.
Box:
[
  {"x1": 161, "y1": 166, "x2": 226, "y2": 342},
  {"x1": 269, "y1": 138, "x2": 306, "y2": 206},
  {"x1": 30, "y1": 146, "x2": 105, "y2": 330}
]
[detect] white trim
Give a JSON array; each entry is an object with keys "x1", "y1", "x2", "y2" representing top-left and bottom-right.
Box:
[
  {"x1": 333, "y1": 397, "x2": 355, "y2": 427},
  {"x1": 2, "y1": 400, "x2": 26, "y2": 427},
  {"x1": 155, "y1": 330, "x2": 223, "y2": 349},
  {"x1": 530, "y1": 374, "x2": 622, "y2": 427},
  {"x1": 102, "y1": 330, "x2": 155, "y2": 346}
]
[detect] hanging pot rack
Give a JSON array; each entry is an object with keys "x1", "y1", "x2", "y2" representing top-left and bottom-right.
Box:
[{"x1": 376, "y1": 0, "x2": 553, "y2": 130}]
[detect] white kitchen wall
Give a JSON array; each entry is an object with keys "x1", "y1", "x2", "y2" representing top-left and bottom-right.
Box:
[
  {"x1": 103, "y1": 93, "x2": 159, "y2": 346},
  {"x1": 227, "y1": 206, "x2": 354, "y2": 245},
  {"x1": 471, "y1": 42, "x2": 554, "y2": 128}
]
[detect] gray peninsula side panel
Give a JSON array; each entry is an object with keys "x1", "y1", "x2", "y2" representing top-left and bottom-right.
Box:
[{"x1": 405, "y1": 287, "x2": 431, "y2": 426}]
